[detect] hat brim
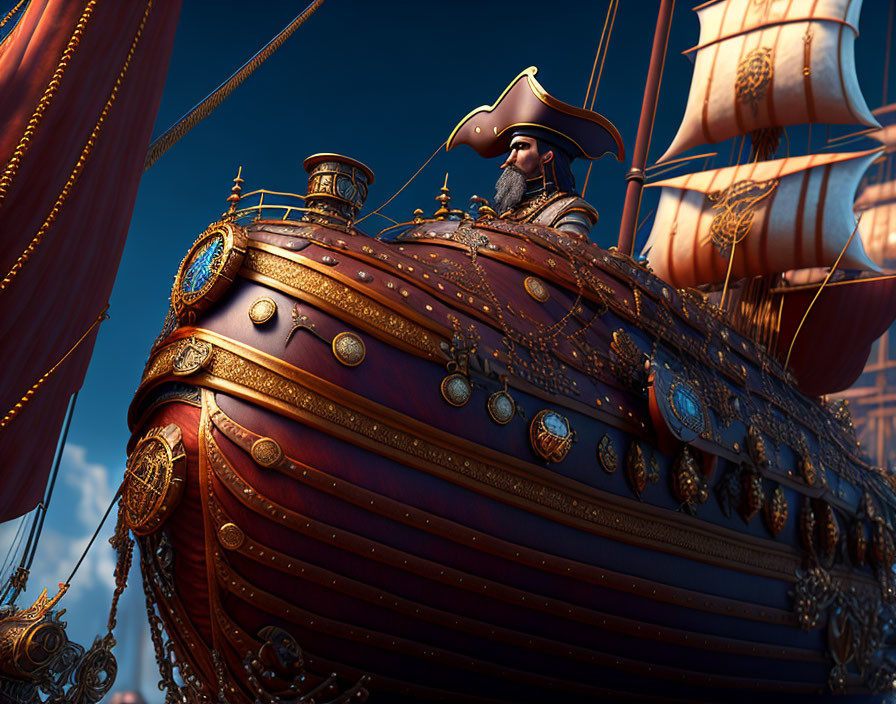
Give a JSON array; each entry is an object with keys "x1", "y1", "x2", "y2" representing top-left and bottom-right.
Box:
[{"x1": 447, "y1": 67, "x2": 625, "y2": 162}]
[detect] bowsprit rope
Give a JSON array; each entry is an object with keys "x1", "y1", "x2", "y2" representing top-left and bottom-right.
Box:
[{"x1": 144, "y1": 0, "x2": 326, "y2": 171}]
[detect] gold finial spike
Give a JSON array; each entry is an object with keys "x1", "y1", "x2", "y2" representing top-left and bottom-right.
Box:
[
  {"x1": 434, "y1": 172, "x2": 451, "y2": 219},
  {"x1": 412, "y1": 208, "x2": 424, "y2": 223},
  {"x1": 225, "y1": 165, "x2": 245, "y2": 217}
]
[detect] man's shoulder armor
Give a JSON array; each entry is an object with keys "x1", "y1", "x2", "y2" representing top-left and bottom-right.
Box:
[{"x1": 542, "y1": 195, "x2": 598, "y2": 227}]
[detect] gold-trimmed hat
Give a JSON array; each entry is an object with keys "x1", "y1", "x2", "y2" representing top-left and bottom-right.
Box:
[{"x1": 447, "y1": 67, "x2": 625, "y2": 162}]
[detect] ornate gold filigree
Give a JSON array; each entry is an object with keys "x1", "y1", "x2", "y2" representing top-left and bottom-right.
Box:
[
  {"x1": 243, "y1": 246, "x2": 444, "y2": 359},
  {"x1": 706, "y1": 178, "x2": 778, "y2": 256},
  {"x1": 597, "y1": 434, "x2": 618, "y2": 474},
  {"x1": 735, "y1": 47, "x2": 774, "y2": 113},
  {"x1": 123, "y1": 424, "x2": 186, "y2": 535},
  {"x1": 250, "y1": 437, "x2": 283, "y2": 468}
]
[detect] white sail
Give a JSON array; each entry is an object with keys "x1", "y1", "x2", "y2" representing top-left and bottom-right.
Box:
[
  {"x1": 660, "y1": 0, "x2": 879, "y2": 162},
  {"x1": 642, "y1": 149, "x2": 881, "y2": 289}
]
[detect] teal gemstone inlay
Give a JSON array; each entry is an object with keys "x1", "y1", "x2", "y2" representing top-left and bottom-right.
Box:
[
  {"x1": 543, "y1": 411, "x2": 569, "y2": 438},
  {"x1": 181, "y1": 236, "x2": 224, "y2": 295}
]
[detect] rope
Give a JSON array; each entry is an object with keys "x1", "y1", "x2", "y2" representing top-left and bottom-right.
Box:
[
  {"x1": 0, "y1": 305, "x2": 108, "y2": 430},
  {"x1": 64, "y1": 485, "x2": 121, "y2": 586},
  {"x1": 582, "y1": 0, "x2": 615, "y2": 108},
  {"x1": 589, "y1": 0, "x2": 619, "y2": 112},
  {"x1": 355, "y1": 141, "x2": 445, "y2": 225},
  {"x1": 0, "y1": 0, "x2": 25, "y2": 30},
  {"x1": 784, "y1": 216, "x2": 862, "y2": 368},
  {"x1": 143, "y1": 0, "x2": 326, "y2": 171}
]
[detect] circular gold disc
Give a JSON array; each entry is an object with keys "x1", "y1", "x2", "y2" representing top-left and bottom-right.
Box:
[
  {"x1": 487, "y1": 390, "x2": 515, "y2": 424},
  {"x1": 251, "y1": 437, "x2": 283, "y2": 467},
  {"x1": 332, "y1": 332, "x2": 366, "y2": 366},
  {"x1": 248, "y1": 297, "x2": 277, "y2": 325},
  {"x1": 524, "y1": 276, "x2": 549, "y2": 303},
  {"x1": 218, "y1": 522, "x2": 245, "y2": 550}
]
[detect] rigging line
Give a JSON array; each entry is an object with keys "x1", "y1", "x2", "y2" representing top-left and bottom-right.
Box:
[
  {"x1": 143, "y1": 0, "x2": 326, "y2": 171},
  {"x1": 0, "y1": 0, "x2": 24, "y2": 30},
  {"x1": 7, "y1": 391, "x2": 78, "y2": 605},
  {"x1": 582, "y1": 0, "x2": 615, "y2": 108},
  {"x1": 589, "y1": 0, "x2": 620, "y2": 111},
  {"x1": 355, "y1": 141, "x2": 446, "y2": 226},
  {"x1": 0, "y1": 513, "x2": 29, "y2": 598},
  {"x1": 63, "y1": 485, "x2": 121, "y2": 587},
  {"x1": 784, "y1": 216, "x2": 862, "y2": 368},
  {"x1": 826, "y1": 127, "x2": 879, "y2": 143},
  {"x1": 646, "y1": 152, "x2": 718, "y2": 172},
  {"x1": 636, "y1": 208, "x2": 656, "y2": 234},
  {"x1": 0, "y1": 305, "x2": 108, "y2": 430}
]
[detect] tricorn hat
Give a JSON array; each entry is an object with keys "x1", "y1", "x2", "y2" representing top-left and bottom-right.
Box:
[{"x1": 447, "y1": 67, "x2": 625, "y2": 162}]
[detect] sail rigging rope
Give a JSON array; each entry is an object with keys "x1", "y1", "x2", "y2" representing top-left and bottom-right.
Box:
[
  {"x1": 355, "y1": 141, "x2": 446, "y2": 226},
  {"x1": 0, "y1": 305, "x2": 108, "y2": 430},
  {"x1": 784, "y1": 216, "x2": 863, "y2": 368},
  {"x1": 0, "y1": 0, "x2": 25, "y2": 31},
  {"x1": 581, "y1": 0, "x2": 620, "y2": 199},
  {"x1": 582, "y1": 0, "x2": 616, "y2": 109},
  {"x1": 143, "y1": 0, "x2": 326, "y2": 171}
]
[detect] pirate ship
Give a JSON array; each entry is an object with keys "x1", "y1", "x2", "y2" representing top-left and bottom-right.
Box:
[{"x1": 3, "y1": 0, "x2": 896, "y2": 702}]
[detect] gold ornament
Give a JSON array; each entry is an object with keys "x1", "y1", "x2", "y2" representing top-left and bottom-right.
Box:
[
  {"x1": 251, "y1": 437, "x2": 283, "y2": 468},
  {"x1": 248, "y1": 297, "x2": 277, "y2": 325},
  {"x1": 123, "y1": 424, "x2": 186, "y2": 535},
  {"x1": 331, "y1": 331, "x2": 366, "y2": 367}
]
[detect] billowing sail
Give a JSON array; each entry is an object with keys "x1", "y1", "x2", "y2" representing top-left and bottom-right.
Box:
[
  {"x1": 0, "y1": 0, "x2": 182, "y2": 521},
  {"x1": 642, "y1": 149, "x2": 881, "y2": 289},
  {"x1": 661, "y1": 0, "x2": 879, "y2": 162},
  {"x1": 775, "y1": 275, "x2": 896, "y2": 395},
  {"x1": 856, "y1": 179, "x2": 896, "y2": 267}
]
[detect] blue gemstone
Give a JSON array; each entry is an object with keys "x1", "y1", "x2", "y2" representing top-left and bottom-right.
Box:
[
  {"x1": 543, "y1": 412, "x2": 568, "y2": 438},
  {"x1": 181, "y1": 237, "x2": 224, "y2": 295}
]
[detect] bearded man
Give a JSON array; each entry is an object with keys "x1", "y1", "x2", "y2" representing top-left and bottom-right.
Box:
[{"x1": 448, "y1": 67, "x2": 624, "y2": 239}]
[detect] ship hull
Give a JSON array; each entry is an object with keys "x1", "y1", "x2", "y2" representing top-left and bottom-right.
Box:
[{"x1": 129, "y1": 217, "x2": 896, "y2": 702}]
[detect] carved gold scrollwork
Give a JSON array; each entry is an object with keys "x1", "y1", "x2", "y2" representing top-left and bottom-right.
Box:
[
  {"x1": 706, "y1": 178, "x2": 778, "y2": 257},
  {"x1": 739, "y1": 468, "x2": 765, "y2": 524},
  {"x1": 671, "y1": 446, "x2": 708, "y2": 511},
  {"x1": 735, "y1": 47, "x2": 774, "y2": 113},
  {"x1": 123, "y1": 424, "x2": 186, "y2": 535}
]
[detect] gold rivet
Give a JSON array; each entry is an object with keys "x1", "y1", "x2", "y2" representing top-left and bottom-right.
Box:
[
  {"x1": 248, "y1": 297, "x2": 277, "y2": 324},
  {"x1": 218, "y1": 522, "x2": 245, "y2": 550},
  {"x1": 251, "y1": 437, "x2": 283, "y2": 467},
  {"x1": 524, "y1": 276, "x2": 549, "y2": 303},
  {"x1": 475, "y1": 126, "x2": 481, "y2": 134},
  {"x1": 332, "y1": 332, "x2": 366, "y2": 366}
]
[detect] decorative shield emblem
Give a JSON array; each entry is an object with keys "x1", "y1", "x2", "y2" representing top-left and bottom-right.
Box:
[
  {"x1": 123, "y1": 424, "x2": 186, "y2": 535},
  {"x1": 172, "y1": 337, "x2": 212, "y2": 376},
  {"x1": 172, "y1": 222, "x2": 247, "y2": 323}
]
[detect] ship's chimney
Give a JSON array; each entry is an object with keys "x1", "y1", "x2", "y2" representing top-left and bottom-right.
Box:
[{"x1": 302, "y1": 153, "x2": 374, "y2": 225}]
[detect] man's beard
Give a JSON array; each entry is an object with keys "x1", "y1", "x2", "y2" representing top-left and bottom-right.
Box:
[{"x1": 494, "y1": 165, "x2": 527, "y2": 214}]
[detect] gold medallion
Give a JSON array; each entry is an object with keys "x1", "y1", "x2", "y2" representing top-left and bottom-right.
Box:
[
  {"x1": 218, "y1": 522, "x2": 245, "y2": 550},
  {"x1": 172, "y1": 221, "x2": 248, "y2": 323},
  {"x1": 523, "y1": 276, "x2": 549, "y2": 303},
  {"x1": 248, "y1": 297, "x2": 277, "y2": 325},
  {"x1": 332, "y1": 332, "x2": 366, "y2": 367},
  {"x1": 123, "y1": 424, "x2": 186, "y2": 535},
  {"x1": 251, "y1": 437, "x2": 283, "y2": 468},
  {"x1": 172, "y1": 337, "x2": 212, "y2": 376}
]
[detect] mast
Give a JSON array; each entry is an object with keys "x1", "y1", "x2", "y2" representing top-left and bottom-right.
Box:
[{"x1": 617, "y1": 0, "x2": 675, "y2": 256}]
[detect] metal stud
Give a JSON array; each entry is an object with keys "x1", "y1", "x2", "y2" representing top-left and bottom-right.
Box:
[
  {"x1": 251, "y1": 437, "x2": 283, "y2": 468},
  {"x1": 523, "y1": 276, "x2": 549, "y2": 302},
  {"x1": 332, "y1": 332, "x2": 366, "y2": 366},
  {"x1": 248, "y1": 297, "x2": 277, "y2": 325}
]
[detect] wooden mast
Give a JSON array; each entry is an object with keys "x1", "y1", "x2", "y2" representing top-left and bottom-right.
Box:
[{"x1": 617, "y1": 0, "x2": 675, "y2": 256}]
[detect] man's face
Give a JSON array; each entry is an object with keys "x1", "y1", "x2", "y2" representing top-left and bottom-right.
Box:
[{"x1": 500, "y1": 136, "x2": 552, "y2": 179}]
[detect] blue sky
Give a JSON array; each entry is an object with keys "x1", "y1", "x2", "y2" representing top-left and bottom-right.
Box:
[{"x1": 1, "y1": 0, "x2": 894, "y2": 700}]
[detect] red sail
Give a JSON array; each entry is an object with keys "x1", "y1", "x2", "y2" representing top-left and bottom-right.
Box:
[
  {"x1": 0, "y1": 0, "x2": 182, "y2": 521},
  {"x1": 775, "y1": 276, "x2": 896, "y2": 395}
]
